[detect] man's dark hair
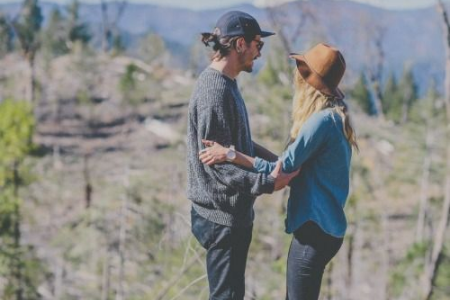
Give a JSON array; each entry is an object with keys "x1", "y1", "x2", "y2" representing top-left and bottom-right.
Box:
[{"x1": 201, "y1": 31, "x2": 253, "y2": 61}]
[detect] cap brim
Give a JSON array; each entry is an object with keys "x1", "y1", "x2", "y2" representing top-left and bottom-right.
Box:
[
  {"x1": 261, "y1": 30, "x2": 275, "y2": 37},
  {"x1": 289, "y1": 53, "x2": 345, "y2": 100}
]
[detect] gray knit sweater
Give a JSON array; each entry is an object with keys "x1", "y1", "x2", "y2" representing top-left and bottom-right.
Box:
[{"x1": 187, "y1": 67, "x2": 275, "y2": 227}]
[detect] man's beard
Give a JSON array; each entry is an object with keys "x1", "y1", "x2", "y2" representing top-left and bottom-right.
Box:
[{"x1": 239, "y1": 53, "x2": 254, "y2": 73}]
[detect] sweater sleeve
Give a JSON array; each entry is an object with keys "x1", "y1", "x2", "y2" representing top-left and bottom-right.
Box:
[{"x1": 197, "y1": 81, "x2": 275, "y2": 196}]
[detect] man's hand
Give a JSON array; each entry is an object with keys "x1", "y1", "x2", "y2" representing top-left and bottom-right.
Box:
[
  {"x1": 270, "y1": 160, "x2": 300, "y2": 191},
  {"x1": 199, "y1": 139, "x2": 228, "y2": 165}
]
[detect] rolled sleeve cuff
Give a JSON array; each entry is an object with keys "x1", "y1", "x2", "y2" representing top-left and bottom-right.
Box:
[{"x1": 253, "y1": 157, "x2": 277, "y2": 174}]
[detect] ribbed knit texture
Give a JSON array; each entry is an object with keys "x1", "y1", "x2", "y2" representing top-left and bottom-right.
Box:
[{"x1": 187, "y1": 68, "x2": 275, "y2": 228}]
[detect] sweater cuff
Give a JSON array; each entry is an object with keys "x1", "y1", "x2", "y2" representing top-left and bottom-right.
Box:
[{"x1": 263, "y1": 174, "x2": 276, "y2": 194}]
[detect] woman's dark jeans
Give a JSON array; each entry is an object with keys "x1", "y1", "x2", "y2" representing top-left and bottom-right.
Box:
[
  {"x1": 286, "y1": 221, "x2": 343, "y2": 300},
  {"x1": 191, "y1": 207, "x2": 252, "y2": 300}
]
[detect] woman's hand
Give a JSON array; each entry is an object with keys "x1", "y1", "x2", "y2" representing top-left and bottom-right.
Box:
[
  {"x1": 199, "y1": 139, "x2": 228, "y2": 166},
  {"x1": 270, "y1": 160, "x2": 300, "y2": 191}
]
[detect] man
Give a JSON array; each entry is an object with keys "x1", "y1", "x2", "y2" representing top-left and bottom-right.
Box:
[{"x1": 186, "y1": 11, "x2": 298, "y2": 300}]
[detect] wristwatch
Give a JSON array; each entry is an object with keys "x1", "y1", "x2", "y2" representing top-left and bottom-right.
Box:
[{"x1": 226, "y1": 145, "x2": 236, "y2": 162}]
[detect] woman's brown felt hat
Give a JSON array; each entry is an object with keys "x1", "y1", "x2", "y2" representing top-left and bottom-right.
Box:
[{"x1": 290, "y1": 43, "x2": 346, "y2": 99}]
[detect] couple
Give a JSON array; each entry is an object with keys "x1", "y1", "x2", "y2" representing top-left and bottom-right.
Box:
[{"x1": 186, "y1": 11, "x2": 358, "y2": 300}]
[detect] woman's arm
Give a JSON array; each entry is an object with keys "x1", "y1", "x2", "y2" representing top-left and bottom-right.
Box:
[
  {"x1": 199, "y1": 139, "x2": 299, "y2": 191},
  {"x1": 199, "y1": 139, "x2": 255, "y2": 169}
]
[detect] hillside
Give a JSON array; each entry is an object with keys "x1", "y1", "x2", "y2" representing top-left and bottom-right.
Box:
[
  {"x1": 0, "y1": 1, "x2": 450, "y2": 299},
  {"x1": 0, "y1": 0, "x2": 445, "y2": 93}
]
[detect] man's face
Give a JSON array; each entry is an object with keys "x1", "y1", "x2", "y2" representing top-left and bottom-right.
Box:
[{"x1": 238, "y1": 35, "x2": 263, "y2": 73}]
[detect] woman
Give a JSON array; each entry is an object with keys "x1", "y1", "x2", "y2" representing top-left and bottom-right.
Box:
[{"x1": 198, "y1": 43, "x2": 358, "y2": 300}]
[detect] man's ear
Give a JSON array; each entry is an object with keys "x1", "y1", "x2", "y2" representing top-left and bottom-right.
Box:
[{"x1": 236, "y1": 37, "x2": 245, "y2": 53}]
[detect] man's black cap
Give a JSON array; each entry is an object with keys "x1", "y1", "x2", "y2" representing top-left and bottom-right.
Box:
[{"x1": 215, "y1": 11, "x2": 275, "y2": 39}]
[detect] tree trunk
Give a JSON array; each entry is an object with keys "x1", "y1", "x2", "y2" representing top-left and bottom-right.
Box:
[
  {"x1": 26, "y1": 51, "x2": 37, "y2": 104},
  {"x1": 423, "y1": 145, "x2": 450, "y2": 300},
  {"x1": 13, "y1": 161, "x2": 23, "y2": 300},
  {"x1": 101, "y1": 249, "x2": 111, "y2": 300},
  {"x1": 54, "y1": 261, "x2": 63, "y2": 299},
  {"x1": 346, "y1": 231, "x2": 354, "y2": 298},
  {"x1": 416, "y1": 115, "x2": 434, "y2": 243},
  {"x1": 100, "y1": 0, "x2": 111, "y2": 52},
  {"x1": 381, "y1": 212, "x2": 391, "y2": 300},
  {"x1": 367, "y1": 28, "x2": 386, "y2": 119},
  {"x1": 371, "y1": 80, "x2": 385, "y2": 120},
  {"x1": 83, "y1": 154, "x2": 92, "y2": 209},
  {"x1": 325, "y1": 260, "x2": 334, "y2": 300},
  {"x1": 422, "y1": 2, "x2": 450, "y2": 298},
  {"x1": 115, "y1": 167, "x2": 129, "y2": 300}
]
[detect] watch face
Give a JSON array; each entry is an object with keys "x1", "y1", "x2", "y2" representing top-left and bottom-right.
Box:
[{"x1": 227, "y1": 149, "x2": 236, "y2": 160}]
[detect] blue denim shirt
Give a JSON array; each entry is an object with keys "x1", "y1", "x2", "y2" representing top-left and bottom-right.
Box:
[{"x1": 254, "y1": 108, "x2": 352, "y2": 237}]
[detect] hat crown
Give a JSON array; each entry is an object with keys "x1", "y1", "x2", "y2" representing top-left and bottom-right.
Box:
[
  {"x1": 304, "y1": 43, "x2": 345, "y2": 90},
  {"x1": 214, "y1": 11, "x2": 275, "y2": 38}
]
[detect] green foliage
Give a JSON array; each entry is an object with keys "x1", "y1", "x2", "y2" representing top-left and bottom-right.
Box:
[
  {"x1": 351, "y1": 73, "x2": 373, "y2": 115},
  {"x1": 120, "y1": 63, "x2": 138, "y2": 100},
  {"x1": 137, "y1": 32, "x2": 166, "y2": 64},
  {"x1": 0, "y1": 245, "x2": 45, "y2": 300},
  {"x1": 382, "y1": 68, "x2": 419, "y2": 123},
  {"x1": 41, "y1": 8, "x2": 68, "y2": 56},
  {"x1": 188, "y1": 39, "x2": 210, "y2": 75},
  {"x1": 398, "y1": 67, "x2": 418, "y2": 123},
  {"x1": 67, "y1": 0, "x2": 91, "y2": 46},
  {"x1": 111, "y1": 33, "x2": 125, "y2": 54},
  {"x1": 0, "y1": 188, "x2": 17, "y2": 236},
  {"x1": 13, "y1": 0, "x2": 43, "y2": 57},
  {"x1": 0, "y1": 13, "x2": 14, "y2": 56},
  {"x1": 258, "y1": 38, "x2": 290, "y2": 88},
  {"x1": 389, "y1": 242, "x2": 428, "y2": 297},
  {"x1": 382, "y1": 72, "x2": 402, "y2": 121},
  {"x1": 0, "y1": 99, "x2": 43, "y2": 300},
  {"x1": 119, "y1": 63, "x2": 150, "y2": 106},
  {"x1": 409, "y1": 81, "x2": 443, "y2": 124},
  {"x1": 258, "y1": 58, "x2": 281, "y2": 86},
  {"x1": 0, "y1": 99, "x2": 35, "y2": 185},
  {"x1": 432, "y1": 250, "x2": 450, "y2": 300},
  {"x1": 41, "y1": 0, "x2": 91, "y2": 57},
  {"x1": 70, "y1": 46, "x2": 100, "y2": 105}
]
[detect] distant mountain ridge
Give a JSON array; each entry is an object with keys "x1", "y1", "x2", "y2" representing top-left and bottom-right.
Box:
[{"x1": 0, "y1": 0, "x2": 444, "y2": 93}]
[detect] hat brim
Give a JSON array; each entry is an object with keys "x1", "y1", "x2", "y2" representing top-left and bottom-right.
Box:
[
  {"x1": 290, "y1": 53, "x2": 345, "y2": 100},
  {"x1": 261, "y1": 31, "x2": 275, "y2": 37}
]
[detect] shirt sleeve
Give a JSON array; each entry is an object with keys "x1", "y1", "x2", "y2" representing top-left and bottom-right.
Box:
[
  {"x1": 252, "y1": 112, "x2": 333, "y2": 176},
  {"x1": 281, "y1": 112, "x2": 333, "y2": 173},
  {"x1": 197, "y1": 83, "x2": 275, "y2": 196},
  {"x1": 253, "y1": 157, "x2": 278, "y2": 174}
]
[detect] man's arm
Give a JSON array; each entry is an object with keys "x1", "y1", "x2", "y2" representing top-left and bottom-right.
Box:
[
  {"x1": 253, "y1": 141, "x2": 278, "y2": 162},
  {"x1": 197, "y1": 85, "x2": 275, "y2": 196},
  {"x1": 199, "y1": 140, "x2": 299, "y2": 191}
]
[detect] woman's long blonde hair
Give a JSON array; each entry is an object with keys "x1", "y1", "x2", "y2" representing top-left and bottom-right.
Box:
[{"x1": 289, "y1": 69, "x2": 358, "y2": 151}]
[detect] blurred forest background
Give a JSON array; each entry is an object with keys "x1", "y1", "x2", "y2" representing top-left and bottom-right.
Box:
[{"x1": 1, "y1": 0, "x2": 450, "y2": 299}]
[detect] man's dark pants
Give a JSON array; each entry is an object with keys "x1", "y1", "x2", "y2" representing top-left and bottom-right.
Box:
[{"x1": 191, "y1": 207, "x2": 252, "y2": 300}]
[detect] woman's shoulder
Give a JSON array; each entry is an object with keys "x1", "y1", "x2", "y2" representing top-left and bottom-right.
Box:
[
  {"x1": 317, "y1": 108, "x2": 344, "y2": 125},
  {"x1": 308, "y1": 109, "x2": 336, "y2": 126},
  {"x1": 302, "y1": 109, "x2": 342, "y2": 136}
]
